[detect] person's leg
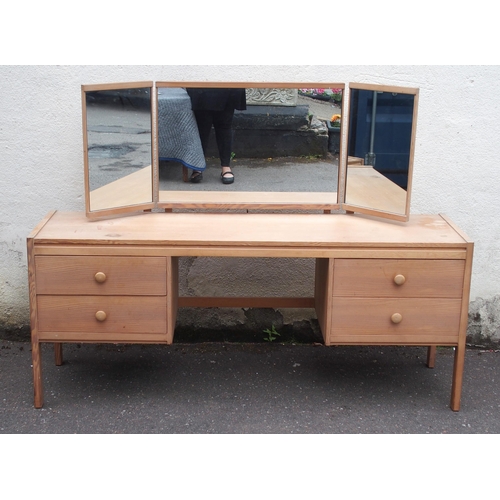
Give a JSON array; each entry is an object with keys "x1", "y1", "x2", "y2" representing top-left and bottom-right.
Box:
[
  {"x1": 212, "y1": 108, "x2": 235, "y2": 183},
  {"x1": 192, "y1": 110, "x2": 213, "y2": 182},
  {"x1": 193, "y1": 110, "x2": 213, "y2": 155}
]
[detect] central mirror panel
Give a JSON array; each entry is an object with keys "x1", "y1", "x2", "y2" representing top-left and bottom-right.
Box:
[
  {"x1": 156, "y1": 82, "x2": 344, "y2": 210},
  {"x1": 343, "y1": 83, "x2": 418, "y2": 221}
]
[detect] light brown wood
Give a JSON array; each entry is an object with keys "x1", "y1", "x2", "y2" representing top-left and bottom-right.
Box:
[
  {"x1": 391, "y1": 312, "x2": 403, "y2": 324},
  {"x1": 27, "y1": 212, "x2": 56, "y2": 409},
  {"x1": 332, "y1": 259, "x2": 465, "y2": 298},
  {"x1": 82, "y1": 82, "x2": 156, "y2": 219},
  {"x1": 28, "y1": 210, "x2": 473, "y2": 411},
  {"x1": 314, "y1": 258, "x2": 334, "y2": 344},
  {"x1": 37, "y1": 296, "x2": 167, "y2": 336},
  {"x1": 31, "y1": 340, "x2": 43, "y2": 409},
  {"x1": 33, "y1": 245, "x2": 467, "y2": 260},
  {"x1": 89, "y1": 166, "x2": 154, "y2": 212},
  {"x1": 54, "y1": 343, "x2": 63, "y2": 366},
  {"x1": 158, "y1": 190, "x2": 338, "y2": 211},
  {"x1": 83, "y1": 81, "x2": 349, "y2": 217},
  {"x1": 82, "y1": 82, "x2": 154, "y2": 92},
  {"x1": 349, "y1": 82, "x2": 419, "y2": 94},
  {"x1": 394, "y1": 274, "x2": 406, "y2": 286},
  {"x1": 166, "y1": 256, "x2": 178, "y2": 344},
  {"x1": 343, "y1": 83, "x2": 418, "y2": 222},
  {"x1": 451, "y1": 238, "x2": 474, "y2": 411},
  {"x1": 427, "y1": 345, "x2": 436, "y2": 368},
  {"x1": 94, "y1": 271, "x2": 107, "y2": 283},
  {"x1": 32, "y1": 212, "x2": 469, "y2": 249},
  {"x1": 348, "y1": 156, "x2": 364, "y2": 165},
  {"x1": 39, "y1": 332, "x2": 170, "y2": 343},
  {"x1": 344, "y1": 165, "x2": 408, "y2": 218},
  {"x1": 328, "y1": 297, "x2": 462, "y2": 344},
  {"x1": 95, "y1": 310, "x2": 107, "y2": 322},
  {"x1": 80, "y1": 81, "x2": 421, "y2": 223},
  {"x1": 451, "y1": 342, "x2": 466, "y2": 411},
  {"x1": 35, "y1": 256, "x2": 167, "y2": 295},
  {"x1": 156, "y1": 82, "x2": 345, "y2": 90}
]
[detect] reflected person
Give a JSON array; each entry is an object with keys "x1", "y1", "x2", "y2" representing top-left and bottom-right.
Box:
[{"x1": 186, "y1": 88, "x2": 246, "y2": 184}]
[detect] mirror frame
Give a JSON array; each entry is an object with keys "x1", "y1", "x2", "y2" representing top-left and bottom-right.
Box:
[
  {"x1": 81, "y1": 80, "x2": 419, "y2": 222},
  {"x1": 342, "y1": 82, "x2": 419, "y2": 222},
  {"x1": 155, "y1": 81, "x2": 345, "y2": 212},
  {"x1": 82, "y1": 81, "x2": 156, "y2": 218}
]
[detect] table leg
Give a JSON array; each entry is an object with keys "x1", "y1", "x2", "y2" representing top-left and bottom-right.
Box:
[
  {"x1": 32, "y1": 340, "x2": 43, "y2": 409},
  {"x1": 54, "y1": 343, "x2": 63, "y2": 366},
  {"x1": 450, "y1": 344, "x2": 466, "y2": 412},
  {"x1": 426, "y1": 346, "x2": 436, "y2": 368}
]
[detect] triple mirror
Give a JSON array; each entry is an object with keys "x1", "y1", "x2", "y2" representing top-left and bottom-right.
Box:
[{"x1": 82, "y1": 81, "x2": 418, "y2": 222}]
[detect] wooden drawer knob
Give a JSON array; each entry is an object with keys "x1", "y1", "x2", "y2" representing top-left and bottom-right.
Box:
[
  {"x1": 391, "y1": 313, "x2": 403, "y2": 324},
  {"x1": 95, "y1": 310, "x2": 107, "y2": 322},
  {"x1": 394, "y1": 274, "x2": 406, "y2": 286},
  {"x1": 94, "y1": 271, "x2": 107, "y2": 283}
]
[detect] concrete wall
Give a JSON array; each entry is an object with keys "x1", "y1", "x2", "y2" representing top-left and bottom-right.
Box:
[{"x1": 1, "y1": 65, "x2": 499, "y2": 343}]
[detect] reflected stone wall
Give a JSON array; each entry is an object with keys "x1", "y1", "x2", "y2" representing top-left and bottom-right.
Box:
[{"x1": 246, "y1": 88, "x2": 298, "y2": 106}]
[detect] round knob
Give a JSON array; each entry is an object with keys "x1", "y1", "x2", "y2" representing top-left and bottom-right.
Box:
[
  {"x1": 94, "y1": 272, "x2": 107, "y2": 283},
  {"x1": 391, "y1": 313, "x2": 403, "y2": 324},
  {"x1": 394, "y1": 274, "x2": 406, "y2": 286},
  {"x1": 95, "y1": 310, "x2": 107, "y2": 322}
]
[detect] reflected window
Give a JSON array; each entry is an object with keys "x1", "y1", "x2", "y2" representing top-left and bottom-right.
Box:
[{"x1": 348, "y1": 89, "x2": 414, "y2": 189}]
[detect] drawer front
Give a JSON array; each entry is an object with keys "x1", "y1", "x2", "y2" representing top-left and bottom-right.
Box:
[
  {"x1": 37, "y1": 296, "x2": 167, "y2": 334},
  {"x1": 333, "y1": 259, "x2": 465, "y2": 298},
  {"x1": 35, "y1": 256, "x2": 167, "y2": 295},
  {"x1": 330, "y1": 297, "x2": 462, "y2": 344}
]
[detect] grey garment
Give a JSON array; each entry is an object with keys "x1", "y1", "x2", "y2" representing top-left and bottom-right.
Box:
[{"x1": 157, "y1": 87, "x2": 206, "y2": 171}]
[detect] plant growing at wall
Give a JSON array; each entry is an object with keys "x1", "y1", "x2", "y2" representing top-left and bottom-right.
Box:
[
  {"x1": 330, "y1": 114, "x2": 341, "y2": 127},
  {"x1": 330, "y1": 88, "x2": 343, "y2": 103},
  {"x1": 263, "y1": 324, "x2": 281, "y2": 342},
  {"x1": 299, "y1": 88, "x2": 343, "y2": 103}
]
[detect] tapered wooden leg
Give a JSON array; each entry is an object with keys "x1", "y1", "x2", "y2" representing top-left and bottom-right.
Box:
[
  {"x1": 182, "y1": 166, "x2": 189, "y2": 182},
  {"x1": 54, "y1": 343, "x2": 63, "y2": 366},
  {"x1": 426, "y1": 346, "x2": 437, "y2": 368},
  {"x1": 450, "y1": 343, "x2": 466, "y2": 412},
  {"x1": 32, "y1": 340, "x2": 43, "y2": 409}
]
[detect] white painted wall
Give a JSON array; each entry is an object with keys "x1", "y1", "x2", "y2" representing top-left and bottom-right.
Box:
[{"x1": 1, "y1": 65, "x2": 499, "y2": 336}]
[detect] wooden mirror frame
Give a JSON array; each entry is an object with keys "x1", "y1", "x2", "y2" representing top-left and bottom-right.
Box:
[
  {"x1": 82, "y1": 81, "x2": 157, "y2": 218},
  {"x1": 342, "y1": 82, "x2": 419, "y2": 222},
  {"x1": 155, "y1": 81, "x2": 345, "y2": 212},
  {"x1": 81, "y1": 81, "x2": 419, "y2": 222}
]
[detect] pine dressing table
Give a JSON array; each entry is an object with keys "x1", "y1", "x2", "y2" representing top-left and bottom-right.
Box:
[{"x1": 27, "y1": 81, "x2": 473, "y2": 410}]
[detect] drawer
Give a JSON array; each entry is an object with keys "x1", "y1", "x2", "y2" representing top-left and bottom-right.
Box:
[
  {"x1": 332, "y1": 259, "x2": 465, "y2": 298},
  {"x1": 35, "y1": 256, "x2": 167, "y2": 295},
  {"x1": 329, "y1": 297, "x2": 462, "y2": 344},
  {"x1": 37, "y1": 296, "x2": 167, "y2": 334}
]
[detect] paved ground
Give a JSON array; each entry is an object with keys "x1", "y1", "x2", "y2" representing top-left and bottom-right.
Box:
[{"x1": 1, "y1": 339, "x2": 499, "y2": 434}]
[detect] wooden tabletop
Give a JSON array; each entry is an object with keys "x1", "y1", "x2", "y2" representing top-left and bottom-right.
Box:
[{"x1": 32, "y1": 211, "x2": 470, "y2": 250}]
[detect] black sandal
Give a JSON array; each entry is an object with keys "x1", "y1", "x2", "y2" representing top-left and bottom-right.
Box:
[
  {"x1": 221, "y1": 171, "x2": 234, "y2": 184},
  {"x1": 190, "y1": 171, "x2": 203, "y2": 183}
]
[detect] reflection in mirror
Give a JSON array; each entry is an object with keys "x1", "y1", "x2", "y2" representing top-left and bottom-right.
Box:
[
  {"x1": 84, "y1": 86, "x2": 153, "y2": 212},
  {"x1": 156, "y1": 84, "x2": 343, "y2": 208},
  {"x1": 345, "y1": 86, "x2": 417, "y2": 219}
]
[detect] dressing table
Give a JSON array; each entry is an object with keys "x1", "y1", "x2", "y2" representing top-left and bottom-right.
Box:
[{"x1": 27, "y1": 81, "x2": 473, "y2": 410}]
